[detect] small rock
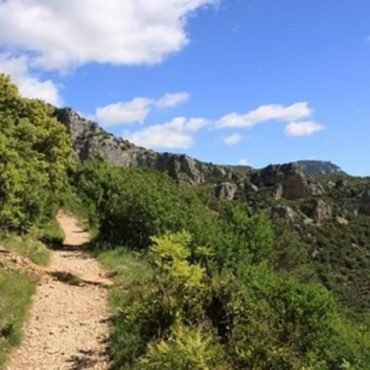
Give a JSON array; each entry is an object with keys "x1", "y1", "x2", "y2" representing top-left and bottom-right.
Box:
[{"x1": 336, "y1": 216, "x2": 349, "y2": 225}]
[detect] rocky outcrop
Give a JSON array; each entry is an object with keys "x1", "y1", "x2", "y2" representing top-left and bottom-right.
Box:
[
  {"x1": 336, "y1": 216, "x2": 349, "y2": 225},
  {"x1": 56, "y1": 108, "x2": 251, "y2": 185},
  {"x1": 214, "y1": 182, "x2": 238, "y2": 200},
  {"x1": 54, "y1": 108, "x2": 348, "y2": 192},
  {"x1": 253, "y1": 163, "x2": 324, "y2": 200},
  {"x1": 358, "y1": 190, "x2": 370, "y2": 215},
  {"x1": 313, "y1": 199, "x2": 332, "y2": 223},
  {"x1": 271, "y1": 205, "x2": 296, "y2": 223}
]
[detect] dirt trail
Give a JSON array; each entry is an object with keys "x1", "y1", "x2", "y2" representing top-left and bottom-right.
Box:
[{"x1": 6, "y1": 211, "x2": 111, "y2": 370}]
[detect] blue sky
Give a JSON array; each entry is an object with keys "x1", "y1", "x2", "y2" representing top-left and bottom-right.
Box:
[{"x1": 1, "y1": 0, "x2": 370, "y2": 175}]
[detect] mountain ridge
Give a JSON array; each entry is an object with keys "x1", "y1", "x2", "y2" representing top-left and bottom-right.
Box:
[{"x1": 55, "y1": 107, "x2": 349, "y2": 183}]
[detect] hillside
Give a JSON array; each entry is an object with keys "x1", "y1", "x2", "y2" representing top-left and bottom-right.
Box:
[
  {"x1": 54, "y1": 106, "x2": 370, "y2": 312},
  {"x1": 296, "y1": 160, "x2": 348, "y2": 176},
  {"x1": 2, "y1": 75, "x2": 370, "y2": 369},
  {"x1": 56, "y1": 108, "x2": 251, "y2": 185},
  {"x1": 54, "y1": 106, "x2": 370, "y2": 310},
  {"x1": 56, "y1": 108, "x2": 350, "y2": 185}
]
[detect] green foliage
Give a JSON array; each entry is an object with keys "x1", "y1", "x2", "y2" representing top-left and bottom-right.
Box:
[
  {"x1": 135, "y1": 322, "x2": 226, "y2": 370},
  {"x1": 73, "y1": 158, "x2": 370, "y2": 368},
  {"x1": 272, "y1": 221, "x2": 316, "y2": 282},
  {"x1": 2, "y1": 65, "x2": 370, "y2": 370},
  {"x1": 0, "y1": 74, "x2": 74, "y2": 231},
  {"x1": 104, "y1": 232, "x2": 370, "y2": 369},
  {"x1": 96, "y1": 247, "x2": 153, "y2": 287},
  {"x1": 39, "y1": 218, "x2": 65, "y2": 248},
  {"x1": 73, "y1": 158, "x2": 220, "y2": 250},
  {"x1": 215, "y1": 204, "x2": 274, "y2": 274},
  {"x1": 0, "y1": 269, "x2": 34, "y2": 366},
  {"x1": 300, "y1": 217, "x2": 370, "y2": 312}
]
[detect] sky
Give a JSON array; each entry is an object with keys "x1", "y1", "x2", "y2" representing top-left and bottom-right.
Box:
[{"x1": 0, "y1": 0, "x2": 369, "y2": 175}]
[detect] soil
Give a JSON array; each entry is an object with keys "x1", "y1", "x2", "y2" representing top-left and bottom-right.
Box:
[{"x1": 6, "y1": 211, "x2": 111, "y2": 370}]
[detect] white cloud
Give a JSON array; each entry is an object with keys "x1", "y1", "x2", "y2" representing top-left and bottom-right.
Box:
[
  {"x1": 237, "y1": 158, "x2": 251, "y2": 166},
  {"x1": 216, "y1": 102, "x2": 312, "y2": 128},
  {"x1": 157, "y1": 92, "x2": 190, "y2": 108},
  {"x1": 95, "y1": 91, "x2": 190, "y2": 126},
  {"x1": 285, "y1": 121, "x2": 325, "y2": 137},
  {"x1": 125, "y1": 116, "x2": 208, "y2": 149},
  {"x1": 96, "y1": 98, "x2": 153, "y2": 126},
  {"x1": 0, "y1": 0, "x2": 215, "y2": 71},
  {"x1": 0, "y1": 54, "x2": 62, "y2": 105},
  {"x1": 224, "y1": 133, "x2": 242, "y2": 146}
]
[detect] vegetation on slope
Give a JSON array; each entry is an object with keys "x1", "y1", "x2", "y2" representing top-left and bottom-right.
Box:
[
  {"x1": 0, "y1": 270, "x2": 35, "y2": 367},
  {"x1": 2, "y1": 75, "x2": 370, "y2": 369},
  {"x1": 76, "y1": 158, "x2": 370, "y2": 369}
]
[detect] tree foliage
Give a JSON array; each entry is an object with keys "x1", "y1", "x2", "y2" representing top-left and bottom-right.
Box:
[{"x1": 0, "y1": 74, "x2": 74, "y2": 230}]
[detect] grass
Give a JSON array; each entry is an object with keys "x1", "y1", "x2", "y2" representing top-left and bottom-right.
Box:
[
  {"x1": 96, "y1": 247, "x2": 153, "y2": 308},
  {"x1": 0, "y1": 269, "x2": 35, "y2": 367},
  {"x1": 95, "y1": 247, "x2": 154, "y2": 368},
  {"x1": 96, "y1": 247, "x2": 152, "y2": 285},
  {"x1": 39, "y1": 218, "x2": 65, "y2": 248},
  {"x1": 0, "y1": 234, "x2": 50, "y2": 266}
]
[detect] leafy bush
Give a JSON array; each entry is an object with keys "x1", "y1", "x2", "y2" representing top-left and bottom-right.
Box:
[
  {"x1": 135, "y1": 322, "x2": 226, "y2": 370},
  {"x1": 74, "y1": 158, "x2": 220, "y2": 250},
  {"x1": 0, "y1": 74, "x2": 74, "y2": 231}
]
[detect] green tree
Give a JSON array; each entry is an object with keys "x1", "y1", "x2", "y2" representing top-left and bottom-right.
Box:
[{"x1": 0, "y1": 74, "x2": 74, "y2": 230}]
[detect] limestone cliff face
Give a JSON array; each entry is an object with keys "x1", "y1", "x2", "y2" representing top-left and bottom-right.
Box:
[
  {"x1": 55, "y1": 108, "x2": 349, "y2": 200},
  {"x1": 252, "y1": 163, "x2": 324, "y2": 200},
  {"x1": 56, "y1": 108, "x2": 251, "y2": 185}
]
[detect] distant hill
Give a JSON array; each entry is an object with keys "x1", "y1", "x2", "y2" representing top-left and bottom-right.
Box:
[{"x1": 296, "y1": 160, "x2": 348, "y2": 177}]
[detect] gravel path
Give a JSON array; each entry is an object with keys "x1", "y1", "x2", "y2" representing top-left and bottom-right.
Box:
[{"x1": 6, "y1": 211, "x2": 111, "y2": 370}]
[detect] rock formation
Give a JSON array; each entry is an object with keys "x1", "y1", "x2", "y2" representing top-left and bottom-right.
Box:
[{"x1": 56, "y1": 108, "x2": 252, "y2": 185}]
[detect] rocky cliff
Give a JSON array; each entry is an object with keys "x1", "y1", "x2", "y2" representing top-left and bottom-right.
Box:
[
  {"x1": 56, "y1": 108, "x2": 252, "y2": 185},
  {"x1": 55, "y1": 108, "x2": 349, "y2": 193}
]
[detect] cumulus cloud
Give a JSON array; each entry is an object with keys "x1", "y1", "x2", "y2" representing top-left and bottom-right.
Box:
[
  {"x1": 95, "y1": 91, "x2": 190, "y2": 126},
  {"x1": 216, "y1": 102, "x2": 312, "y2": 129},
  {"x1": 109, "y1": 99, "x2": 324, "y2": 149},
  {"x1": 224, "y1": 133, "x2": 242, "y2": 146},
  {"x1": 96, "y1": 98, "x2": 153, "y2": 126},
  {"x1": 125, "y1": 116, "x2": 208, "y2": 149},
  {"x1": 285, "y1": 121, "x2": 325, "y2": 137},
  {"x1": 0, "y1": 54, "x2": 62, "y2": 105},
  {"x1": 0, "y1": 0, "x2": 215, "y2": 71}
]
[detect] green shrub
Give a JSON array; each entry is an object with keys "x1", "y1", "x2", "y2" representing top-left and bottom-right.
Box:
[
  {"x1": 135, "y1": 322, "x2": 226, "y2": 370},
  {"x1": 39, "y1": 218, "x2": 65, "y2": 247},
  {"x1": 74, "y1": 158, "x2": 220, "y2": 251},
  {"x1": 0, "y1": 74, "x2": 74, "y2": 231}
]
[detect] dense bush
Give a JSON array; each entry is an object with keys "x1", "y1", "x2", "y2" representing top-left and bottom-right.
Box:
[
  {"x1": 73, "y1": 158, "x2": 221, "y2": 250},
  {"x1": 0, "y1": 74, "x2": 74, "y2": 231},
  {"x1": 105, "y1": 233, "x2": 370, "y2": 369}
]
